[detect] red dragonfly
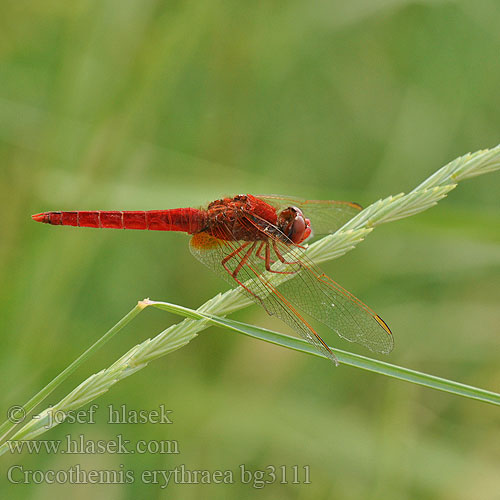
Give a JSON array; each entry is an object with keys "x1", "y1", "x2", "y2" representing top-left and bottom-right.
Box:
[{"x1": 32, "y1": 194, "x2": 393, "y2": 364}]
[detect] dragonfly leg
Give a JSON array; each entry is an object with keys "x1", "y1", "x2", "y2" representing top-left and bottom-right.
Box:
[
  {"x1": 272, "y1": 240, "x2": 300, "y2": 266},
  {"x1": 221, "y1": 242, "x2": 270, "y2": 312},
  {"x1": 232, "y1": 242, "x2": 257, "y2": 278},
  {"x1": 264, "y1": 242, "x2": 296, "y2": 275},
  {"x1": 221, "y1": 242, "x2": 251, "y2": 268},
  {"x1": 255, "y1": 241, "x2": 276, "y2": 263}
]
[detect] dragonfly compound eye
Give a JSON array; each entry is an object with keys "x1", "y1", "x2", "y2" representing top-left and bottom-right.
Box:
[{"x1": 283, "y1": 206, "x2": 310, "y2": 244}]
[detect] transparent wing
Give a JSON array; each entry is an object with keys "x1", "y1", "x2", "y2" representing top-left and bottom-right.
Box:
[
  {"x1": 263, "y1": 238, "x2": 393, "y2": 354},
  {"x1": 190, "y1": 230, "x2": 339, "y2": 364},
  {"x1": 256, "y1": 194, "x2": 362, "y2": 236},
  {"x1": 243, "y1": 212, "x2": 394, "y2": 354},
  {"x1": 189, "y1": 213, "x2": 393, "y2": 362}
]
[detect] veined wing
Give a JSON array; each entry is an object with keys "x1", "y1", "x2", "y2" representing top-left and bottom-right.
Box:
[
  {"x1": 189, "y1": 229, "x2": 339, "y2": 364},
  {"x1": 189, "y1": 213, "x2": 393, "y2": 363},
  {"x1": 266, "y1": 240, "x2": 393, "y2": 353},
  {"x1": 256, "y1": 194, "x2": 362, "y2": 237},
  {"x1": 241, "y1": 212, "x2": 394, "y2": 354}
]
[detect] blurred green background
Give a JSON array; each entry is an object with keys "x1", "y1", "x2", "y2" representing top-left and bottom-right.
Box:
[{"x1": 1, "y1": 0, "x2": 499, "y2": 498}]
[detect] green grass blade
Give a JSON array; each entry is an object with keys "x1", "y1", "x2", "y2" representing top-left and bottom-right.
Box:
[
  {"x1": 0, "y1": 302, "x2": 145, "y2": 444},
  {"x1": 1, "y1": 145, "x2": 498, "y2": 455},
  {"x1": 147, "y1": 300, "x2": 500, "y2": 406}
]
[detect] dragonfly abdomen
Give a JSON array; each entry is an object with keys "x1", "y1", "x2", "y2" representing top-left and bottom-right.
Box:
[{"x1": 31, "y1": 209, "x2": 206, "y2": 233}]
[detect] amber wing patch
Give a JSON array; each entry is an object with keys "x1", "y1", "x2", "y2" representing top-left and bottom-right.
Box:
[{"x1": 190, "y1": 232, "x2": 224, "y2": 249}]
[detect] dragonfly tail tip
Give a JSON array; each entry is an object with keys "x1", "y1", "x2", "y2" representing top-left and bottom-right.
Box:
[{"x1": 32, "y1": 213, "x2": 46, "y2": 223}]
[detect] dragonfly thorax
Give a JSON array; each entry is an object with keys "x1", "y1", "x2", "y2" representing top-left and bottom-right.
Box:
[
  {"x1": 204, "y1": 194, "x2": 278, "y2": 242},
  {"x1": 203, "y1": 195, "x2": 312, "y2": 244}
]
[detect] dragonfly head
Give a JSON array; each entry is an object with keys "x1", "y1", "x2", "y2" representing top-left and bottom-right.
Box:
[{"x1": 278, "y1": 206, "x2": 312, "y2": 244}]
